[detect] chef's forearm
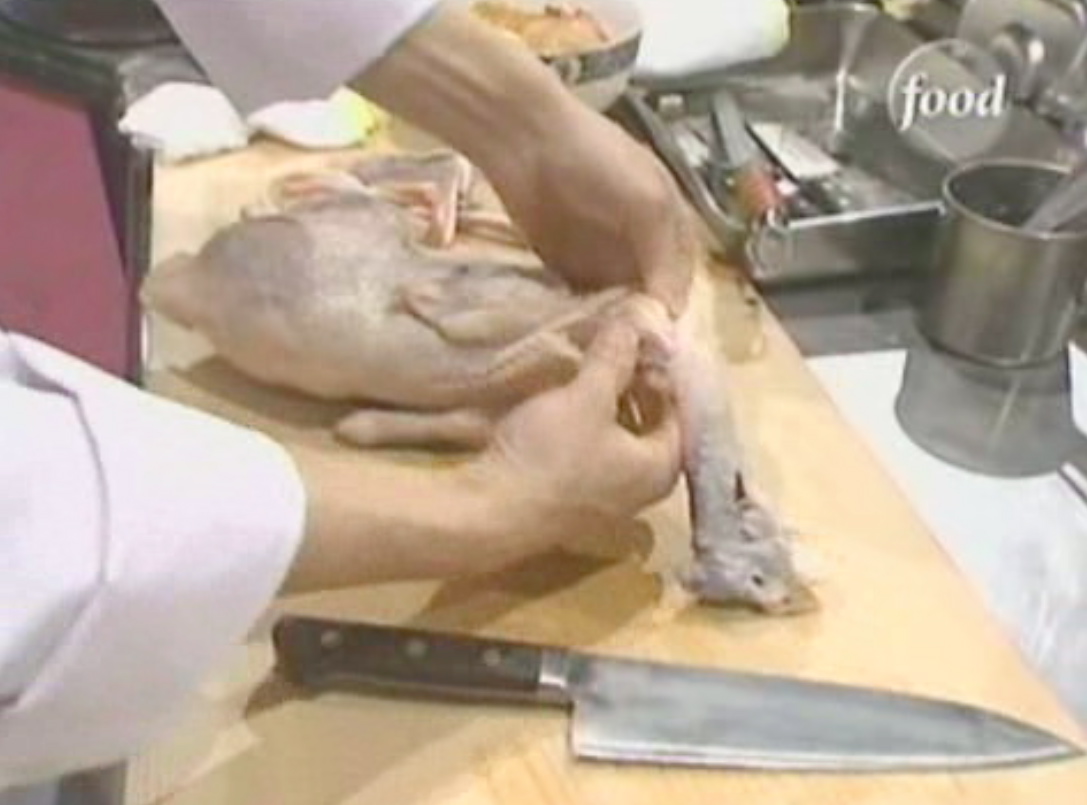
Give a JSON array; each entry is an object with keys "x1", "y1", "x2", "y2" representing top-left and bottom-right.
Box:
[
  {"x1": 279, "y1": 445, "x2": 546, "y2": 593},
  {"x1": 350, "y1": 3, "x2": 575, "y2": 178}
]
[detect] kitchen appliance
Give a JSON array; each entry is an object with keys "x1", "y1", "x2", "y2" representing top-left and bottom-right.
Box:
[
  {"x1": 272, "y1": 615, "x2": 1083, "y2": 773},
  {"x1": 918, "y1": 159, "x2": 1087, "y2": 367},
  {"x1": 0, "y1": 0, "x2": 180, "y2": 382},
  {"x1": 620, "y1": 3, "x2": 1079, "y2": 289}
]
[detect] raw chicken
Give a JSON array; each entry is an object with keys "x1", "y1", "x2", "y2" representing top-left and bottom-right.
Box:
[
  {"x1": 252, "y1": 151, "x2": 523, "y2": 250},
  {"x1": 143, "y1": 150, "x2": 814, "y2": 614},
  {"x1": 653, "y1": 317, "x2": 816, "y2": 614}
]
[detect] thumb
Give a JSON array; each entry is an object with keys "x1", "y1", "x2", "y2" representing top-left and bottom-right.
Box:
[
  {"x1": 631, "y1": 404, "x2": 684, "y2": 496},
  {"x1": 576, "y1": 319, "x2": 641, "y2": 409}
]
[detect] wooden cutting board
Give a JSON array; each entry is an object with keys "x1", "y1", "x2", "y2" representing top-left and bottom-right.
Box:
[{"x1": 138, "y1": 133, "x2": 1087, "y2": 805}]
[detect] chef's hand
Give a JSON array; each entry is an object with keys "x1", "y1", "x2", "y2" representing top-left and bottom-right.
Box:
[
  {"x1": 351, "y1": 3, "x2": 699, "y2": 317},
  {"x1": 281, "y1": 319, "x2": 681, "y2": 592},
  {"x1": 486, "y1": 102, "x2": 701, "y2": 318},
  {"x1": 480, "y1": 318, "x2": 682, "y2": 527}
]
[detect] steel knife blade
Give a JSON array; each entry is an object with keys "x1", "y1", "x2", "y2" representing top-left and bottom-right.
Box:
[{"x1": 271, "y1": 616, "x2": 1083, "y2": 773}]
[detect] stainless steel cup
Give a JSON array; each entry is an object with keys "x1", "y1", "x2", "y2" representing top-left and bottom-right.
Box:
[
  {"x1": 894, "y1": 339, "x2": 1077, "y2": 477},
  {"x1": 918, "y1": 158, "x2": 1087, "y2": 367}
]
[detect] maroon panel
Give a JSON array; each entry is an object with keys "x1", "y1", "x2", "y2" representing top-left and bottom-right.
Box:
[{"x1": 0, "y1": 76, "x2": 131, "y2": 378}]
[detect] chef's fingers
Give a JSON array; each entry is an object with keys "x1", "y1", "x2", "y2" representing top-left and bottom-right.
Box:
[
  {"x1": 628, "y1": 402, "x2": 683, "y2": 496},
  {"x1": 631, "y1": 349, "x2": 678, "y2": 430},
  {"x1": 620, "y1": 372, "x2": 668, "y2": 434},
  {"x1": 575, "y1": 319, "x2": 640, "y2": 412}
]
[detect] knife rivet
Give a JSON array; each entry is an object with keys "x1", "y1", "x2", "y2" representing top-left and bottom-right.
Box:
[
  {"x1": 405, "y1": 638, "x2": 428, "y2": 659},
  {"x1": 319, "y1": 630, "x2": 344, "y2": 651},
  {"x1": 482, "y1": 648, "x2": 502, "y2": 668}
]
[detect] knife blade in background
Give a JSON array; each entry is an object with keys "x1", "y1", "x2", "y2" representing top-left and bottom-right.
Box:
[
  {"x1": 747, "y1": 122, "x2": 853, "y2": 216},
  {"x1": 271, "y1": 615, "x2": 1083, "y2": 773},
  {"x1": 707, "y1": 90, "x2": 783, "y2": 221}
]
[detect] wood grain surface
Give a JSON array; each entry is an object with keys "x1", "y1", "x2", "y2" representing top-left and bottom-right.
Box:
[{"x1": 133, "y1": 132, "x2": 1087, "y2": 805}]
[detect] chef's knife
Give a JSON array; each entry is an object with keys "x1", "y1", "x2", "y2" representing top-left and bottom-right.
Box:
[
  {"x1": 746, "y1": 122, "x2": 852, "y2": 217},
  {"x1": 271, "y1": 616, "x2": 1083, "y2": 773},
  {"x1": 707, "y1": 89, "x2": 783, "y2": 221}
]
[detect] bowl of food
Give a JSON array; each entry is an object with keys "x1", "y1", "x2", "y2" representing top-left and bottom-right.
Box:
[{"x1": 464, "y1": 0, "x2": 642, "y2": 111}]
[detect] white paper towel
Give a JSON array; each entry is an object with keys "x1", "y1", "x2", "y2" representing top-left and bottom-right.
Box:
[
  {"x1": 633, "y1": 0, "x2": 791, "y2": 82},
  {"x1": 248, "y1": 88, "x2": 380, "y2": 150},
  {"x1": 118, "y1": 82, "x2": 382, "y2": 164},
  {"x1": 118, "y1": 82, "x2": 250, "y2": 163}
]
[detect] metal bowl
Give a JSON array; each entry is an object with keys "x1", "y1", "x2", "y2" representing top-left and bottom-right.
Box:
[{"x1": 457, "y1": 0, "x2": 642, "y2": 111}]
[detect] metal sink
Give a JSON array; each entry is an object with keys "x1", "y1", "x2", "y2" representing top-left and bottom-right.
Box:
[{"x1": 628, "y1": 2, "x2": 1084, "y2": 288}]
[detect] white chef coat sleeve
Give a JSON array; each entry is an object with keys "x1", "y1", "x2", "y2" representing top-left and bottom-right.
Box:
[
  {"x1": 0, "y1": 331, "x2": 307, "y2": 788},
  {"x1": 152, "y1": 0, "x2": 444, "y2": 116}
]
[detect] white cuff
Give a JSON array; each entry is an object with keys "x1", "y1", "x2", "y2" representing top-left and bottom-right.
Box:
[{"x1": 0, "y1": 336, "x2": 306, "y2": 785}]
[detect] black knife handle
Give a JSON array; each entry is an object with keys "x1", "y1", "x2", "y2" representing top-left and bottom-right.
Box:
[{"x1": 272, "y1": 616, "x2": 560, "y2": 705}]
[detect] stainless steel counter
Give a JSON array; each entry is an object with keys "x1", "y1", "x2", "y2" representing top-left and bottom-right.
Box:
[{"x1": 762, "y1": 274, "x2": 1087, "y2": 731}]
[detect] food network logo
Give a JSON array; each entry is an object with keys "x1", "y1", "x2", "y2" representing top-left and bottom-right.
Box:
[
  {"x1": 887, "y1": 38, "x2": 1012, "y2": 160},
  {"x1": 896, "y1": 71, "x2": 1007, "y2": 131}
]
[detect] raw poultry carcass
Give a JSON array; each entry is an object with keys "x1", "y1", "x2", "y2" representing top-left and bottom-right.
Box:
[
  {"x1": 142, "y1": 150, "x2": 815, "y2": 615},
  {"x1": 250, "y1": 150, "x2": 525, "y2": 251}
]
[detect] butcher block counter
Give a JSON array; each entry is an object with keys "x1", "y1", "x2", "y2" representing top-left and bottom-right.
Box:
[{"x1": 134, "y1": 130, "x2": 1087, "y2": 805}]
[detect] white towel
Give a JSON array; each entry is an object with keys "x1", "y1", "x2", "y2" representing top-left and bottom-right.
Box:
[
  {"x1": 118, "y1": 82, "x2": 250, "y2": 163},
  {"x1": 249, "y1": 89, "x2": 381, "y2": 150},
  {"x1": 633, "y1": 0, "x2": 791, "y2": 82},
  {"x1": 118, "y1": 82, "x2": 382, "y2": 164}
]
